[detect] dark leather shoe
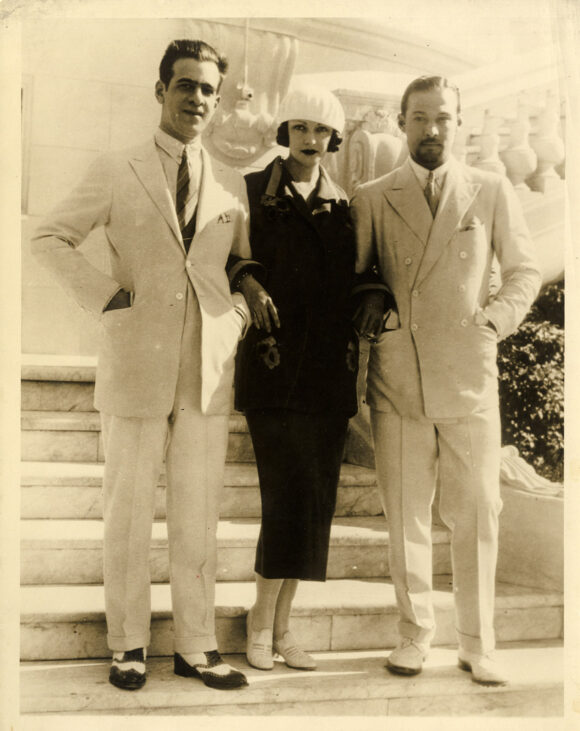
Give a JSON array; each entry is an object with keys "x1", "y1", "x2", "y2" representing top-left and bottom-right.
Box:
[
  {"x1": 174, "y1": 650, "x2": 248, "y2": 690},
  {"x1": 109, "y1": 647, "x2": 146, "y2": 691}
]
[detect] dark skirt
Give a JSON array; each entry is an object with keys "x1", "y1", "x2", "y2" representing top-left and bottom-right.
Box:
[{"x1": 245, "y1": 408, "x2": 349, "y2": 581}]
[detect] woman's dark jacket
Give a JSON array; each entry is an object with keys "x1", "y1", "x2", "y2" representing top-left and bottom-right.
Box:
[{"x1": 235, "y1": 156, "x2": 358, "y2": 417}]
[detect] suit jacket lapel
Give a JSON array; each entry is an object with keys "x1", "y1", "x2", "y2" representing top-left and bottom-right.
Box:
[
  {"x1": 384, "y1": 163, "x2": 432, "y2": 247},
  {"x1": 129, "y1": 141, "x2": 182, "y2": 246},
  {"x1": 414, "y1": 160, "x2": 481, "y2": 287},
  {"x1": 195, "y1": 147, "x2": 222, "y2": 236}
]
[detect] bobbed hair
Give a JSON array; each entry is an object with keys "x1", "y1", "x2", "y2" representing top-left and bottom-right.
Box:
[{"x1": 276, "y1": 122, "x2": 342, "y2": 153}]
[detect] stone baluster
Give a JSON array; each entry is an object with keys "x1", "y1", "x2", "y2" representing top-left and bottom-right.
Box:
[
  {"x1": 500, "y1": 98, "x2": 538, "y2": 192},
  {"x1": 472, "y1": 109, "x2": 507, "y2": 176},
  {"x1": 340, "y1": 108, "x2": 405, "y2": 195},
  {"x1": 529, "y1": 90, "x2": 565, "y2": 192}
]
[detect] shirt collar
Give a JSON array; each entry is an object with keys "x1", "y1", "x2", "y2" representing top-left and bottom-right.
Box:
[
  {"x1": 265, "y1": 156, "x2": 342, "y2": 203},
  {"x1": 408, "y1": 155, "x2": 451, "y2": 186},
  {"x1": 315, "y1": 164, "x2": 342, "y2": 203},
  {"x1": 154, "y1": 127, "x2": 202, "y2": 164}
]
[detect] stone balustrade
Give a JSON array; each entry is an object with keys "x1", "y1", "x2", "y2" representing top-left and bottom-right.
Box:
[
  {"x1": 332, "y1": 80, "x2": 565, "y2": 202},
  {"x1": 330, "y1": 53, "x2": 565, "y2": 287}
]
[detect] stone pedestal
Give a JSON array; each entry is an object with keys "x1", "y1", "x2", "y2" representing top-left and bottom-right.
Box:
[{"x1": 497, "y1": 446, "x2": 563, "y2": 592}]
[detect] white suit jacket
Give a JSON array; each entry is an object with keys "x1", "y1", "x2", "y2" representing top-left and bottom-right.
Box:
[
  {"x1": 32, "y1": 139, "x2": 251, "y2": 417},
  {"x1": 351, "y1": 157, "x2": 542, "y2": 420}
]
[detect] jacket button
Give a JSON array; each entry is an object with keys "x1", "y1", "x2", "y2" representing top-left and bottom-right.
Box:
[
  {"x1": 459, "y1": 251, "x2": 467, "y2": 259},
  {"x1": 185, "y1": 261, "x2": 192, "y2": 268},
  {"x1": 460, "y1": 318, "x2": 468, "y2": 327},
  {"x1": 411, "y1": 323, "x2": 418, "y2": 332},
  {"x1": 458, "y1": 284, "x2": 466, "y2": 292},
  {"x1": 412, "y1": 289, "x2": 419, "y2": 297},
  {"x1": 176, "y1": 292, "x2": 184, "y2": 300},
  {"x1": 404, "y1": 257, "x2": 412, "y2": 265}
]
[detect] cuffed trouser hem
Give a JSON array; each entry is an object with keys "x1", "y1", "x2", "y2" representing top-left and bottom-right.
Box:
[
  {"x1": 107, "y1": 632, "x2": 150, "y2": 652},
  {"x1": 456, "y1": 627, "x2": 495, "y2": 655},
  {"x1": 398, "y1": 620, "x2": 435, "y2": 648},
  {"x1": 174, "y1": 635, "x2": 219, "y2": 654}
]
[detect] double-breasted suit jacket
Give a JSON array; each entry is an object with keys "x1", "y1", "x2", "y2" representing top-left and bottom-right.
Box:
[
  {"x1": 351, "y1": 155, "x2": 542, "y2": 655},
  {"x1": 351, "y1": 157, "x2": 542, "y2": 420},
  {"x1": 32, "y1": 139, "x2": 251, "y2": 417}
]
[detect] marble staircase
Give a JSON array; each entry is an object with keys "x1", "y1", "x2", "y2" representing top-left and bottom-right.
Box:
[{"x1": 19, "y1": 355, "x2": 564, "y2": 716}]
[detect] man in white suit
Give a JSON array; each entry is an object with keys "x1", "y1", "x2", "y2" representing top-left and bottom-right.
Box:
[
  {"x1": 351, "y1": 76, "x2": 541, "y2": 685},
  {"x1": 32, "y1": 39, "x2": 268, "y2": 691}
]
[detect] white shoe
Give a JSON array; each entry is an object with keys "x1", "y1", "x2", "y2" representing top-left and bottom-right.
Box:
[
  {"x1": 458, "y1": 650, "x2": 508, "y2": 686},
  {"x1": 245, "y1": 609, "x2": 273, "y2": 671},
  {"x1": 386, "y1": 637, "x2": 429, "y2": 676},
  {"x1": 273, "y1": 631, "x2": 317, "y2": 670}
]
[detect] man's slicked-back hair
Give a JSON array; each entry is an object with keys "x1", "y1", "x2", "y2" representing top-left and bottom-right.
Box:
[
  {"x1": 159, "y1": 39, "x2": 228, "y2": 89},
  {"x1": 400, "y1": 76, "x2": 461, "y2": 117}
]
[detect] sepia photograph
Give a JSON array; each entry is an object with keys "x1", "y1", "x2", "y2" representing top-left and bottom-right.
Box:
[{"x1": 1, "y1": 0, "x2": 578, "y2": 728}]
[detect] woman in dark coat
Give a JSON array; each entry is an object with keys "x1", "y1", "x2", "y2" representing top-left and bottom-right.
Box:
[{"x1": 234, "y1": 85, "x2": 359, "y2": 671}]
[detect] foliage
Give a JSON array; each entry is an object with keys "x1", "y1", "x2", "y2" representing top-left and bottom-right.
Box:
[{"x1": 497, "y1": 280, "x2": 564, "y2": 483}]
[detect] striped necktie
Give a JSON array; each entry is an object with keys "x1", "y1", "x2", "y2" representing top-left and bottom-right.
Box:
[
  {"x1": 176, "y1": 148, "x2": 197, "y2": 233},
  {"x1": 424, "y1": 170, "x2": 438, "y2": 217}
]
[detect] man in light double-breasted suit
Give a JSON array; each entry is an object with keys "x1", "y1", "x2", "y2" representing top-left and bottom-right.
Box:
[
  {"x1": 32, "y1": 39, "x2": 266, "y2": 691},
  {"x1": 352, "y1": 76, "x2": 541, "y2": 685}
]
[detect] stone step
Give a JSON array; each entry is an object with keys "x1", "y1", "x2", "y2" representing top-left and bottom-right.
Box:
[
  {"x1": 22, "y1": 379, "x2": 236, "y2": 413},
  {"x1": 20, "y1": 518, "x2": 452, "y2": 584},
  {"x1": 21, "y1": 461, "x2": 383, "y2": 520},
  {"x1": 20, "y1": 579, "x2": 563, "y2": 661},
  {"x1": 21, "y1": 353, "x2": 97, "y2": 381},
  {"x1": 22, "y1": 379, "x2": 97, "y2": 412},
  {"x1": 21, "y1": 354, "x2": 239, "y2": 412},
  {"x1": 21, "y1": 410, "x2": 254, "y2": 463},
  {"x1": 19, "y1": 641, "x2": 563, "y2": 716}
]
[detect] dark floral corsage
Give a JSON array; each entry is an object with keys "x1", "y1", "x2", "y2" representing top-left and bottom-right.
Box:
[
  {"x1": 260, "y1": 194, "x2": 292, "y2": 221},
  {"x1": 256, "y1": 335, "x2": 281, "y2": 370}
]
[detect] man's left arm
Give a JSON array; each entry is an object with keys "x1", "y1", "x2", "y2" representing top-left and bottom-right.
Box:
[{"x1": 480, "y1": 176, "x2": 543, "y2": 339}]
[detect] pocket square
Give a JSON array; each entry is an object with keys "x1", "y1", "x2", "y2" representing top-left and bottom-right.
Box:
[
  {"x1": 459, "y1": 218, "x2": 481, "y2": 232},
  {"x1": 217, "y1": 213, "x2": 231, "y2": 224}
]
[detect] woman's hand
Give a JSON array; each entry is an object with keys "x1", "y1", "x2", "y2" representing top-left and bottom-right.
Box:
[
  {"x1": 353, "y1": 291, "x2": 386, "y2": 342},
  {"x1": 239, "y1": 275, "x2": 280, "y2": 333}
]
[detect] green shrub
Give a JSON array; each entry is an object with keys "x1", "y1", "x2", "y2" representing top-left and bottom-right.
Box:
[{"x1": 497, "y1": 280, "x2": 564, "y2": 483}]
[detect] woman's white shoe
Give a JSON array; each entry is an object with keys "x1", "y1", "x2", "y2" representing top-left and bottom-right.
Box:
[
  {"x1": 273, "y1": 631, "x2": 317, "y2": 670},
  {"x1": 245, "y1": 610, "x2": 274, "y2": 670}
]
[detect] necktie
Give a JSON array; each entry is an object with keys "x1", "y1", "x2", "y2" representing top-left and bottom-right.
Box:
[
  {"x1": 424, "y1": 170, "x2": 438, "y2": 217},
  {"x1": 176, "y1": 149, "x2": 193, "y2": 228},
  {"x1": 176, "y1": 148, "x2": 198, "y2": 252}
]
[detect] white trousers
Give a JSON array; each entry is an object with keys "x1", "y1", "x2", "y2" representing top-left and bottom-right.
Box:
[
  {"x1": 371, "y1": 404, "x2": 503, "y2": 654},
  {"x1": 101, "y1": 285, "x2": 229, "y2": 653}
]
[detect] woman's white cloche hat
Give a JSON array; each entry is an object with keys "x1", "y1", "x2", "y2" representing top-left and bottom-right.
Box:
[{"x1": 277, "y1": 84, "x2": 345, "y2": 135}]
